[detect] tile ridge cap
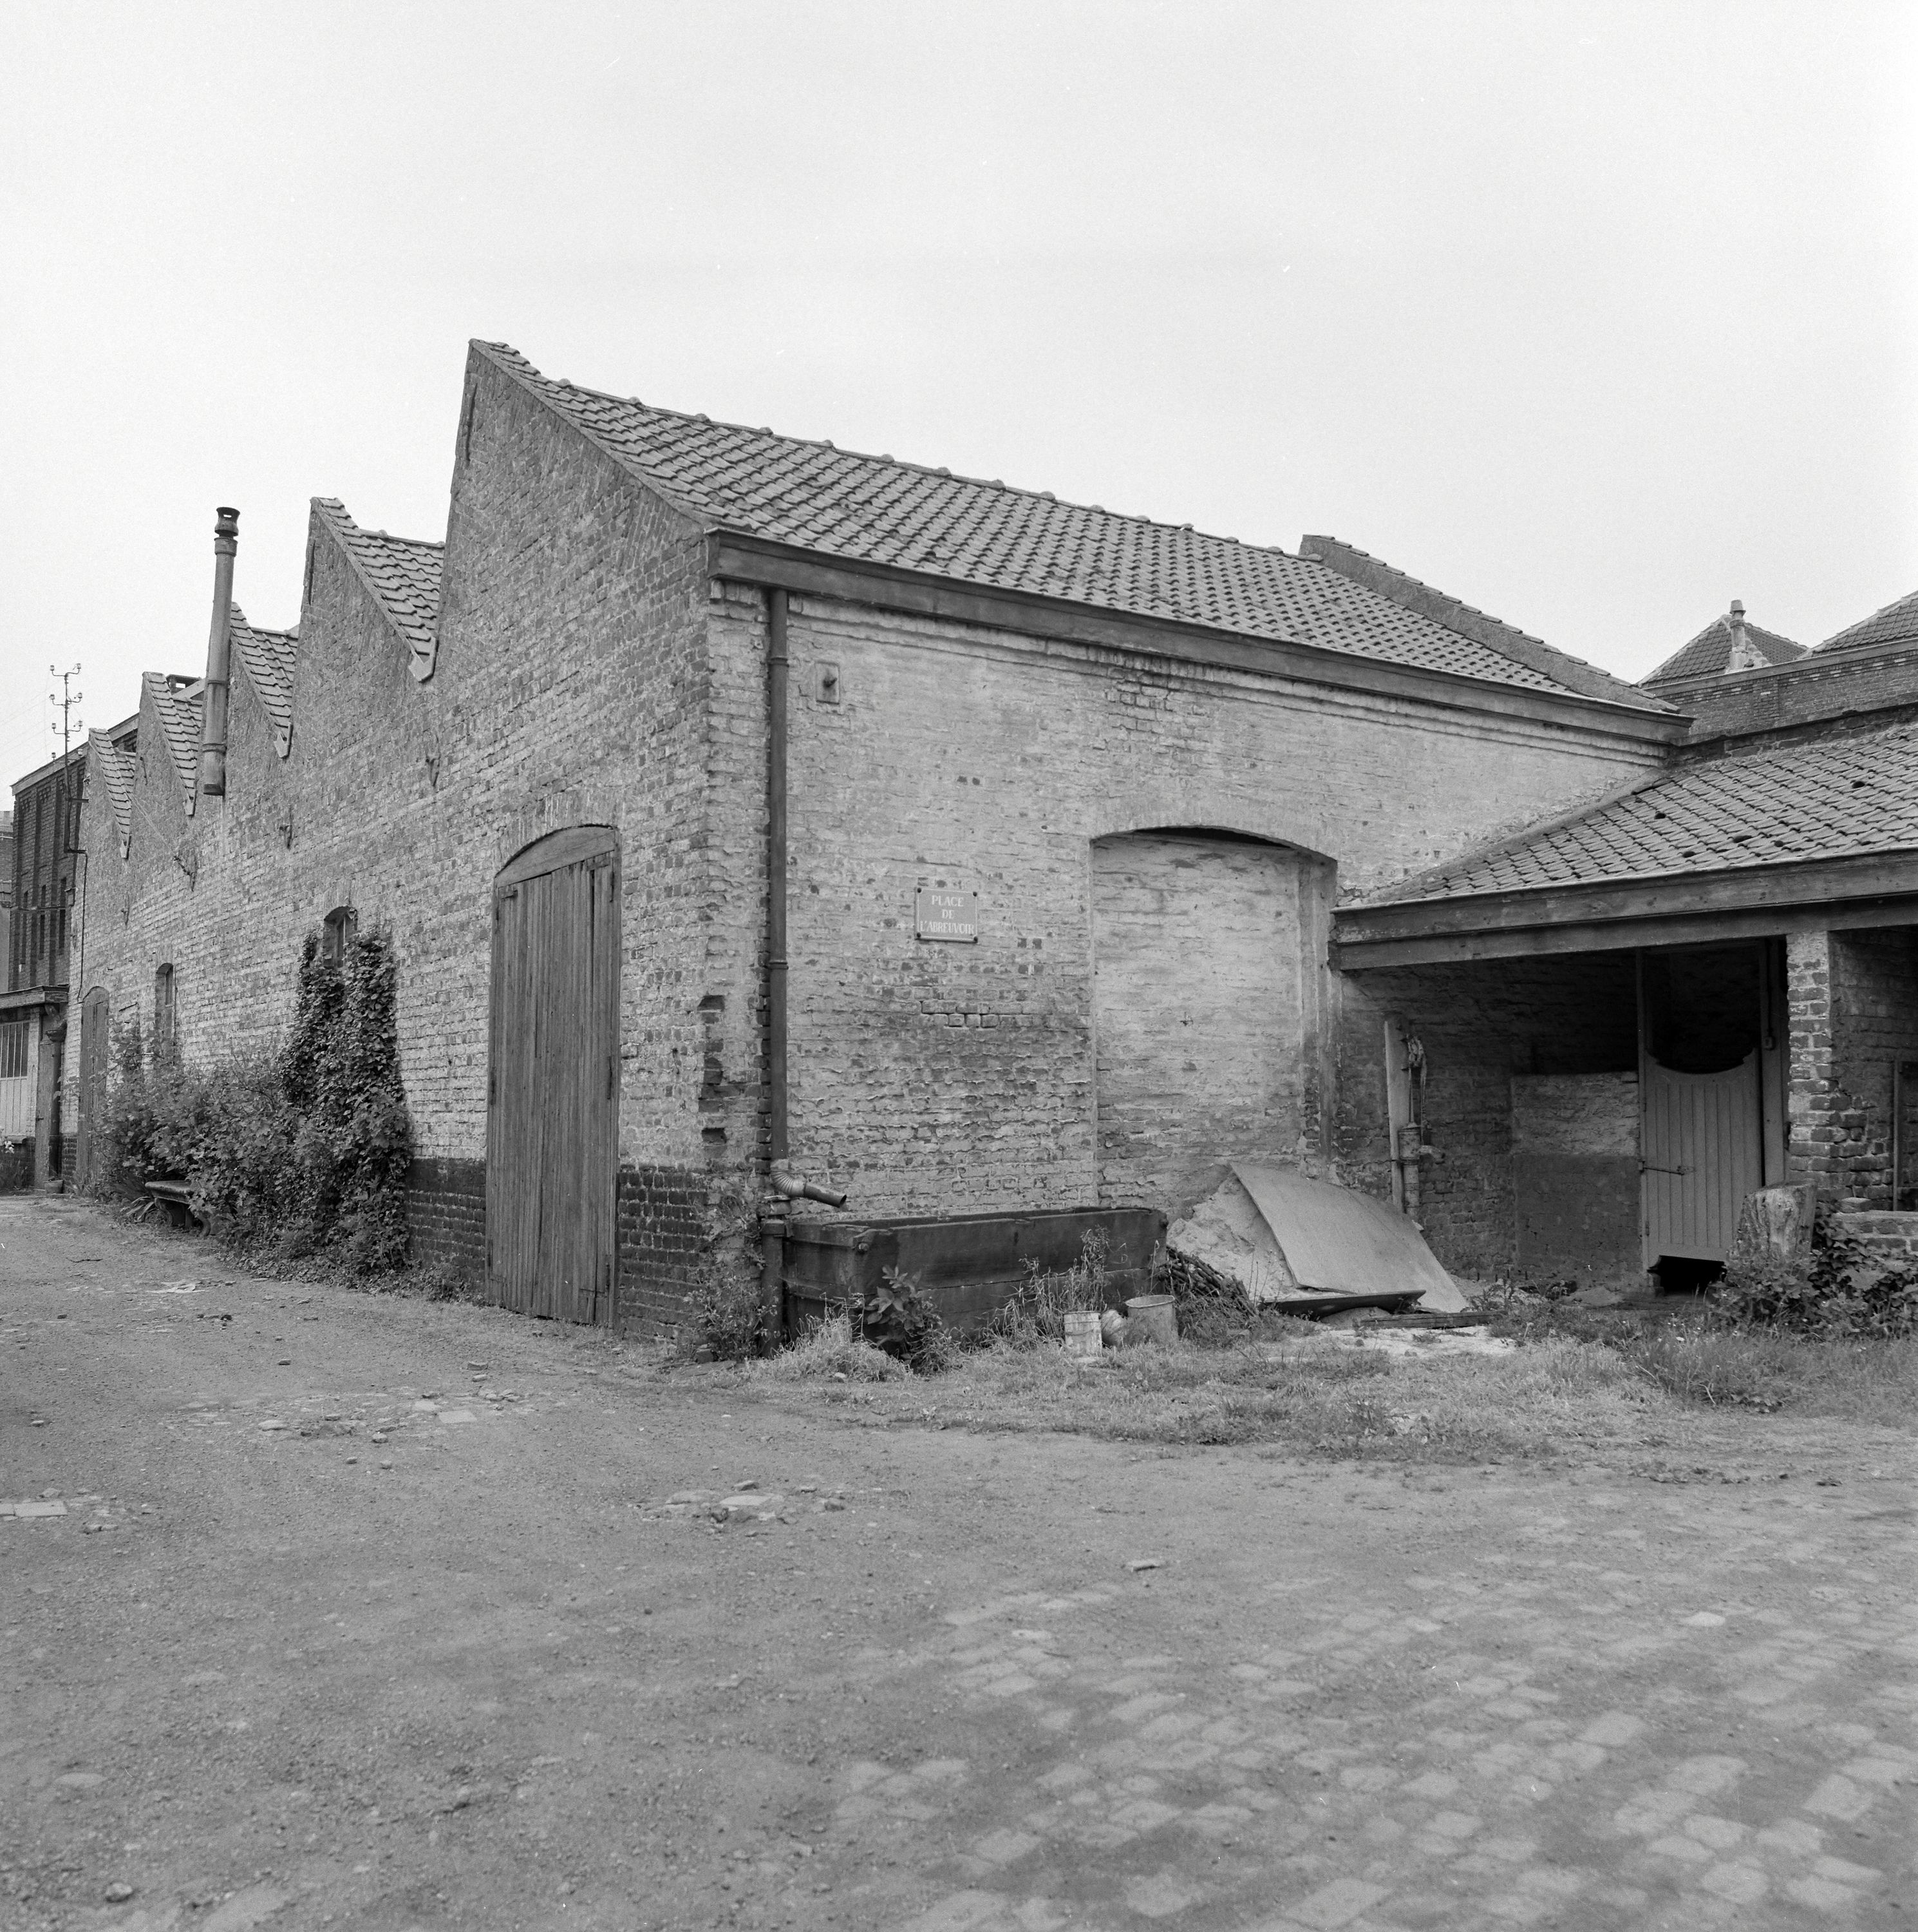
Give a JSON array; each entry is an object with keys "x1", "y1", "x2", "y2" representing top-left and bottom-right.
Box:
[
  {"x1": 312, "y1": 495, "x2": 441, "y2": 650},
  {"x1": 1298, "y1": 533, "x2": 1670, "y2": 712}
]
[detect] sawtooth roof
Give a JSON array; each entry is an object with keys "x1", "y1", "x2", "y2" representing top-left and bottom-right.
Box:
[
  {"x1": 232, "y1": 607, "x2": 297, "y2": 757},
  {"x1": 87, "y1": 729, "x2": 136, "y2": 857},
  {"x1": 1641, "y1": 611, "x2": 1805, "y2": 687},
  {"x1": 313, "y1": 497, "x2": 443, "y2": 677},
  {"x1": 143, "y1": 674, "x2": 203, "y2": 817},
  {"x1": 1363, "y1": 719, "x2": 1918, "y2": 906},
  {"x1": 476, "y1": 342, "x2": 1650, "y2": 709},
  {"x1": 1818, "y1": 587, "x2": 1918, "y2": 657}
]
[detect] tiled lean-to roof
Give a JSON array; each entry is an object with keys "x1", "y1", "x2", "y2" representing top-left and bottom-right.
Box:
[
  {"x1": 476, "y1": 343, "x2": 1657, "y2": 710},
  {"x1": 88, "y1": 728, "x2": 136, "y2": 857},
  {"x1": 1642, "y1": 608, "x2": 1805, "y2": 687},
  {"x1": 1818, "y1": 587, "x2": 1918, "y2": 657},
  {"x1": 1365, "y1": 721, "x2": 1918, "y2": 906},
  {"x1": 312, "y1": 497, "x2": 444, "y2": 679},
  {"x1": 142, "y1": 673, "x2": 205, "y2": 817},
  {"x1": 231, "y1": 607, "x2": 298, "y2": 757}
]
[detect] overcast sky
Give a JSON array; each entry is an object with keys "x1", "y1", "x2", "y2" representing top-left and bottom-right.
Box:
[{"x1": 4, "y1": 1, "x2": 1914, "y2": 782}]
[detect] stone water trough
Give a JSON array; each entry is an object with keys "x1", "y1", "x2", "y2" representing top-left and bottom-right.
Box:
[{"x1": 778, "y1": 1206, "x2": 1165, "y2": 1340}]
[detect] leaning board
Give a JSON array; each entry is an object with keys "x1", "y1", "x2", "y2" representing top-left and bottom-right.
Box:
[{"x1": 1232, "y1": 1162, "x2": 1458, "y2": 1302}]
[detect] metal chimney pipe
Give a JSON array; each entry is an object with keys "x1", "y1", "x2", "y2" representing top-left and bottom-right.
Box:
[{"x1": 198, "y1": 507, "x2": 240, "y2": 796}]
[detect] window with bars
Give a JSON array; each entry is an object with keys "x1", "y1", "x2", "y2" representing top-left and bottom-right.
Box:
[{"x1": 0, "y1": 1020, "x2": 26, "y2": 1080}]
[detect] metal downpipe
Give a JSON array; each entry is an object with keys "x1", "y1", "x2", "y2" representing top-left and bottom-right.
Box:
[
  {"x1": 760, "y1": 587, "x2": 792, "y2": 1345},
  {"x1": 198, "y1": 507, "x2": 240, "y2": 797}
]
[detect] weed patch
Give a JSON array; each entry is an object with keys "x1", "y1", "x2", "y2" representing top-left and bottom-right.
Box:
[
  {"x1": 749, "y1": 1328, "x2": 1666, "y2": 1461},
  {"x1": 99, "y1": 927, "x2": 412, "y2": 1273}
]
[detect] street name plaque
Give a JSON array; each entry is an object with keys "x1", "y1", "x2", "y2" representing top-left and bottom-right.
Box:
[{"x1": 914, "y1": 889, "x2": 979, "y2": 943}]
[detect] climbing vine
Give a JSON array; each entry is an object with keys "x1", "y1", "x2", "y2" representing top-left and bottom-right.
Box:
[{"x1": 100, "y1": 926, "x2": 414, "y2": 1273}]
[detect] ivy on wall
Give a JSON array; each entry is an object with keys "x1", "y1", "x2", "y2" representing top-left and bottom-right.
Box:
[{"x1": 102, "y1": 927, "x2": 414, "y2": 1273}]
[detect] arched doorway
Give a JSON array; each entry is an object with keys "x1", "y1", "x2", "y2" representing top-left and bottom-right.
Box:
[{"x1": 487, "y1": 826, "x2": 621, "y2": 1322}]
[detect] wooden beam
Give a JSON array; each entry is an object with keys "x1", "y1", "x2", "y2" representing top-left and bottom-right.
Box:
[
  {"x1": 1334, "y1": 892, "x2": 1918, "y2": 969},
  {"x1": 709, "y1": 536, "x2": 1689, "y2": 748},
  {"x1": 1337, "y1": 848, "x2": 1918, "y2": 949}
]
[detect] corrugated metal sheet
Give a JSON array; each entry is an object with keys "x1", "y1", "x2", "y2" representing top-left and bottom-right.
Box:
[
  {"x1": 1232, "y1": 1162, "x2": 1458, "y2": 1300},
  {"x1": 1641, "y1": 1054, "x2": 1762, "y2": 1264}
]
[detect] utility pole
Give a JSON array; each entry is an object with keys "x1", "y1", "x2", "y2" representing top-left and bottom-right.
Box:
[
  {"x1": 48, "y1": 663, "x2": 83, "y2": 760},
  {"x1": 48, "y1": 664, "x2": 83, "y2": 865}
]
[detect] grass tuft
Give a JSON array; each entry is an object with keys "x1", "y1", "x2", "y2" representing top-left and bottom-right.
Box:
[{"x1": 762, "y1": 1312, "x2": 908, "y2": 1383}]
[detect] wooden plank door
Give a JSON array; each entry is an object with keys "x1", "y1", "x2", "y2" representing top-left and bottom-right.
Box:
[
  {"x1": 77, "y1": 989, "x2": 109, "y2": 1190},
  {"x1": 1641, "y1": 1051, "x2": 1762, "y2": 1265},
  {"x1": 486, "y1": 828, "x2": 621, "y2": 1323}
]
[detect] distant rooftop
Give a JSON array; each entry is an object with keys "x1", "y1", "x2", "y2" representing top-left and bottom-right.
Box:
[
  {"x1": 1641, "y1": 603, "x2": 1806, "y2": 689},
  {"x1": 1818, "y1": 586, "x2": 1918, "y2": 657}
]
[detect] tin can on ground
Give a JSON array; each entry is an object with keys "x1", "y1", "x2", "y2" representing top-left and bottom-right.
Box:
[
  {"x1": 1123, "y1": 1294, "x2": 1178, "y2": 1345},
  {"x1": 1063, "y1": 1310, "x2": 1104, "y2": 1358}
]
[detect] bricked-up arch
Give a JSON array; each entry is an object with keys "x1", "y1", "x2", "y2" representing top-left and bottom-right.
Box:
[
  {"x1": 1091, "y1": 829, "x2": 1333, "y2": 1220},
  {"x1": 486, "y1": 826, "x2": 622, "y2": 1324}
]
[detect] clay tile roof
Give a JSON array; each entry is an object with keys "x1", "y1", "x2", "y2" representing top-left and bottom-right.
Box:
[
  {"x1": 1364, "y1": 721, "x2": 1918, "y2": 906},
  {"x1": 87, "y1": 728, "x2": 136, "y2": 857},
  {"x1": 1641, "y1": 610, "x2": 1805, "y2": 687},
  {"x1": 1817, "y1": 587, "x2": 1918, "y2": 656},
  {"x1": 143, "y1": 673, "x2": 203, "y2": 817},
  {"x1": 1297, "y1": 535, "x2": 1663, "y2": 710},
  {"x1": 312, "y1": 498, "x2": 443, "y2": 677},
  {"x1": 231, "y1": 605, "x2": 298, "y2": 757},
  {"x1": 475, "y1": 343, "x2": 1642, "y2": 707}
]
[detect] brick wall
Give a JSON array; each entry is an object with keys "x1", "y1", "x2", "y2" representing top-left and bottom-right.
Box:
[
  {"x1": 1336, "y1": 953, "x2": 1641, "y2": 1280},
  {"x1": 406, "y1": 1157, "x2": 485, "y2": 1281},
  {"x1": 1678, "y1": 645, "x2": 1918, "y2": 739},
  {"x1": 1830, "y1": 1210, "x2": 1918, "y2": 1261},
  {"x1": 616, "y1": 1164, "x2": 714, "y2": 1334},
  {"x1": 751, "y1": 590, "x2": 1663, "y2": 1225},
  {"x1": 1510, "y1": 1073, "x2": 1641, "y2": 1285},
  {"x1": 1092, "y1": 833, "x2": 1310, "y2": 1218},
  {"x1": 1789, "y1": 927, "x2": 1918, "y2": 1211}
]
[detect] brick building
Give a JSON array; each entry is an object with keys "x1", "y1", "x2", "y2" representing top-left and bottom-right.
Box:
[
  {"x1": 66, "y1": 339, "x2": 1918, "y2": 1316},
  {"x1": 70, "y1": 340, "x2": 1698, "y2": 1321},
  {"x1": 3, "y1": 744, "x2": 91, "y2": 1189}
]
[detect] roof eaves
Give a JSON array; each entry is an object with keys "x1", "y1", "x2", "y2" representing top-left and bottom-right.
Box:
[{"x1": 709, "y1": 530, "x2": 1693, "y2": 747}]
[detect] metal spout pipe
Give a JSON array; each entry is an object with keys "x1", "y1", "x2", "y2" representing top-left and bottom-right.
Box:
[
  {"x1": 770, "y1": 1163, "x2": 847, "y2": 1209},
  {"x1": 198, "y1": 507, "x2": 240, "y2": 796}
]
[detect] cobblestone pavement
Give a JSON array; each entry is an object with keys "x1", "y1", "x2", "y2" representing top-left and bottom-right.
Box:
[
  {"x1": 3, "y1": 1197, "x2": 1915, "y2": 1931},
  {"x1": 845, "y1": 1464, "x2": 1918, "y2": 1932}
]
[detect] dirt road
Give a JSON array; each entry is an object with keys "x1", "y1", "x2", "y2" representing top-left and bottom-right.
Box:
[{"x1": 4, "y1": 1196, "x2": 1915, "y2": 1931}]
